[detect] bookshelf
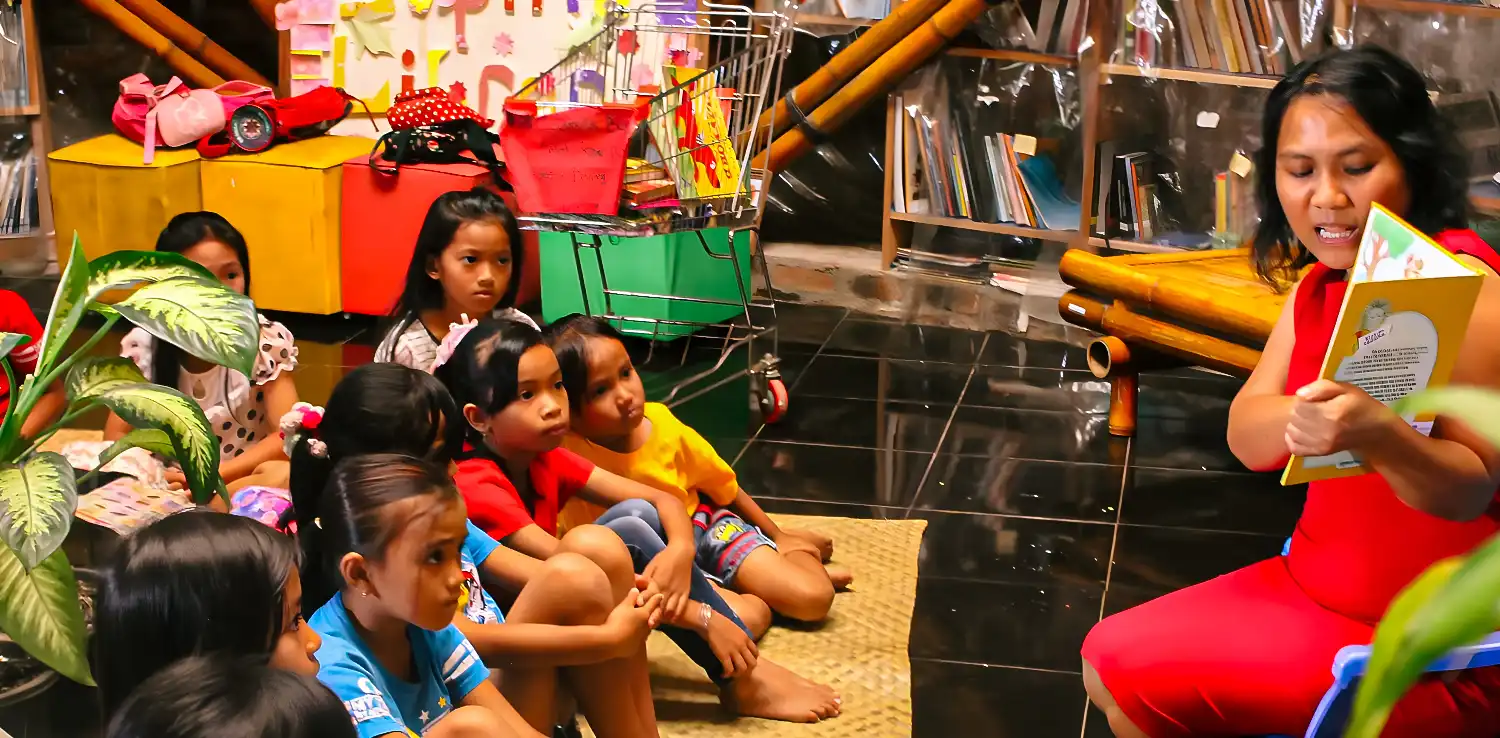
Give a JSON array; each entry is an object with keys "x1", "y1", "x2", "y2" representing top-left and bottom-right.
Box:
[
  {"x1": 880, "y1": 0, "x2": 1500, "y2": 270},
  {"x1": 0, "y1": 0, "x2": 53, "y2": 275}
]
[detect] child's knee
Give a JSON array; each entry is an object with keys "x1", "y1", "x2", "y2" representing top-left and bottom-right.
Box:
[
  {"x1": 729, "y1": 591, "x2": 772, "y2": 637},
  {"x1": 604, "y1": 498, "x2": 659, "y2": 527},
  {"x1": 765, "y1": 573, "x2": 834, "y2": 622},
  {"x1": 543, "y1": 553, "x2": 613, "y2": 622},
  {"x1": 559, "y1": 524, "x2": 636, "y2": 583}
]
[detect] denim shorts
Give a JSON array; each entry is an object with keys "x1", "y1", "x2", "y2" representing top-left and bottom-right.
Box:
[{"x1": 691, "y1": 495, "x2": 775, "y2": 586}]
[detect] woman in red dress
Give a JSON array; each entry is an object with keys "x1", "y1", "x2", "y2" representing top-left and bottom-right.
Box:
[{"x1": 1081, "y1": 46, "x2": 1500, "y2": 737}]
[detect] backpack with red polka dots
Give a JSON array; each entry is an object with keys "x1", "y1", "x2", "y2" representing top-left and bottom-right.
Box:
[{"x1": 369, "y1": 86, "x2": 506, "y2": 188}]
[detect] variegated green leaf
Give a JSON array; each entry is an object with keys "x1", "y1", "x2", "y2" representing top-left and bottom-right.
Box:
[
  {"x1": 86, "y1": 249, "x2": 215, "y2": 295},
  {"x1": 0, "y1": 332, "x2": 25, "y2": 361},
  {"x1": 0, "y1": 546, "x2": 92, "y2": 685},
  {"x1": 93, "y1": 382, "x2": 221, "y2": 505},
  {"x1": 111, "y1": 276, "x2": 258, "y2": 379},
  {"x1": 33, "y1": 235, "x2": 90, "y2": 377},
  {"x1": 0, "y1": 453, "x2": 77, "y2": 570},
  {"x1": 65, "y1": 357, "x2": 147, "y2": 404},
  {"x1": 97, "y1": 428, "x2": 176, "y2": 468},
  {"x1": 1393, "y1": 387, "x2": 1500, "y2": 447}
]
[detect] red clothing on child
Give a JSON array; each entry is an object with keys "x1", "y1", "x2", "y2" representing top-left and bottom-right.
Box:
[
  {"x1": 0, "y1": 290, "x2": 43, "y2": 415},
  {"x1": 1081, "y1": 229, "x2": 1500, "y2": 737},
  {"x1": 452, "y1": 445, "x2": 596, "y2": 540}
]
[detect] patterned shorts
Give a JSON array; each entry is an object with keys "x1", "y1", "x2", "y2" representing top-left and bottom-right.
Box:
[
  {"x1": 230, "y1": 486, "x2": 294, "y2": 534},
  {"x1": 691, "y1": 495, "x2": 776, "y2": 586}
]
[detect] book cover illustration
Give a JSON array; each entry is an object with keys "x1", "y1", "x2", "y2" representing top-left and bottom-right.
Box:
[
  {"x1": 1281, "y1": 203, "x2": 1484, "y2": 486},
  {"x1": 651, "y1": 65, "x2": 742, "y2": 201}
]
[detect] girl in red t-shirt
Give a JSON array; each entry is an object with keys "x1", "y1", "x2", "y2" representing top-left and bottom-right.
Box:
[
  {"x1": 0, "y1": 289, "x2": 66, "y2": 438},
  {"x1": 435, "y1": 317, "x2": 842, "y2": 724}
]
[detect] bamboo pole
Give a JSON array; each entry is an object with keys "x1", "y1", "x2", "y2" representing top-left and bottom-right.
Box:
[
  {"x1": 1057, "y1": 292, "x2": 1261, "y2": 376},
  {"x1": 117, "y1": 0, "x2": 273, "y2": 87},
  {"x1": 1058, "y1": 248, "x2": 1284, "y2": 342},
  {"x1": 250, "y1": 0, "x2": 279, "y2": 28},
  {"x1": 78, "y1": 0, "x2": 226, "y2": 89},
  {"x1": 752, "y1": 0, "x2": 990, "y2": 173},
  {"x1": 749, "y1": 0, "x2": 951, "y2": 152}
]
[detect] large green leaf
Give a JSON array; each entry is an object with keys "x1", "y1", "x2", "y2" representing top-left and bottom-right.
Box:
[
  {"x1": 95, "y1": 428, "x2": 177, "y2": 471},
  {"x1": 1393, "y1": 388, "x2": 1500, "y2": 446},
  {"x1": 0, "y1": 332, "x2": 25, "y2": 361},
  {"x1": 65, "y1": 357, "x2": 148, "y2": 404},
  {"x1": 0, "y1": 453, "x2": 76, "y2": 570},
  {"x1": 0, "y1": 546, "x2": 92, "y2": 685},
  {"x1": 86, "y1": 250, "x2": 215, "y2": 294},
  {"x1": 93, "y1": 382, "x2": 222, "y2": 504},
  {"x1": 110, "y1": 276, "x2": 258, "y2": 379},
  {"x1": 33, "y1": 236, "x2": 90, "y2": 378}
]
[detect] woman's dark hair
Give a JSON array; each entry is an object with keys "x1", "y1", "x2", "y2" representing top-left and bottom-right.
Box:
[
  {"x1": 106, "y1": 654, "x2": 356, "y2": 738},
  {"x1": 285, "y1": 363, "x2": 463, "y2": 532},
  {"x1": 95, "y1": 511, "x2": 298, "y2": 716},
  {"x1": 544, "y1": 313, "x2": 628, "y2": 413},
  {"x1": 432, "y1": 317, "x2": 545, "y2": 443},
  {"x1": 1252, "y1": 45, "x2": 1469, "y2": 285},
  {"x1": 296, "y1": 453, "x2": 461, "y2": 611},
  {"x1": 388, "y1": 187, "x2": 525, "y2": 324},
  {"x1": 148, "y1": 212, "x2": 254, "y2": 387}
]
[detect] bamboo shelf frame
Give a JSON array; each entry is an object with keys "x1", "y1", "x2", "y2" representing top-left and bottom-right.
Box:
[{"x1": 880, "y1": 0, "x2": 1500, "y2": 269}]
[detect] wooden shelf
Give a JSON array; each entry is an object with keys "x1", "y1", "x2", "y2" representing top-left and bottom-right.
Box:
[
  {"x1": 889, "y1": 211, "x2": 1077, "y2": 242},
  {"x1": 1100, "y1": 62, "x2": 1280, "y2": 89},
  {"x1": 793, "y1": 12, "x2": 878, "y2": 27},
  {"x1": 1357, "y1": 0, "x2": 1500, "y2": 17},
  {"x1": 945, "y1": 47, "x2": 1078, "y2": 66},
  {"x1": 0, "y1": 105, "x2": 40, "y2": 118}
]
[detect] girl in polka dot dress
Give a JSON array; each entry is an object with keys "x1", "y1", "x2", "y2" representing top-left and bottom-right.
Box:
[{"x1": 104, "y1": 213, "x2": 301, "y2": 498}]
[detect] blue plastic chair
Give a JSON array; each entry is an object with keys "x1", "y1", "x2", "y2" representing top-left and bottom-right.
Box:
[{"x1": 1265, "y1": 538, "x2": 1500, "y2": 738}]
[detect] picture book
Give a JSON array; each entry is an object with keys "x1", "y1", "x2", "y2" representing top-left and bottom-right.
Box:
[
  {"x1": 647, "y1": 65, "x2": 743, "y2": 201},
  {"x1": 1281, "y1": 203, "x2": 1484, "y2": 485}
]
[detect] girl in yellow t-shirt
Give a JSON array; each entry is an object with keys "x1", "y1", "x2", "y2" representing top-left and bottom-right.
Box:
[{"x1": 545, "y1": 315, "x2": 852, "y2": 625}]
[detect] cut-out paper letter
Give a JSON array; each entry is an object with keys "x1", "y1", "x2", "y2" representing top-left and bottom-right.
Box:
[
  {"x1": 332, "y1": 36, "x2": 347, "y2": 87},
  {"x1": 571, "y1": 69, "x2": 604, "y2": 103},
  {"x1": 450, "y1": 0, "x2": 486, "y2": 51},
  {"x1": 427, "y1": 49, "x2": 450, "y2": 87},
  {"x1": 401, "y1": 49, "x2": 416, "y2": 94},
  {"x1": 477, "y1": 64, "x2": 516, "y2": 121}
]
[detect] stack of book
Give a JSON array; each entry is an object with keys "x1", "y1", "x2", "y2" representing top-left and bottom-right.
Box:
[
  {"x1": 1118, "y1": 0, "x2": 1304, "y2": 75},
  {"x1": 1093, "y1": 143, "x2": 1255, "y2": 249},
  {"x1": 891, "y1": 92, "x2": 1081, "y2": 232},
  {"x1": 0, "y1": 148, "x2": 36, "y2": 236},
  {"x1": 1213, "y1": 151, "x2": 1257, "y2": 248}
]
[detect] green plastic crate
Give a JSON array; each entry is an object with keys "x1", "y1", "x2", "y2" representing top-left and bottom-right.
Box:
[{"x1": 539, "y1": 228, "x2": 754, "y2": 340}]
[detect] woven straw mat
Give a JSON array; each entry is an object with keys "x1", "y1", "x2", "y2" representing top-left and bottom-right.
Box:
[{"x1": 587, "y1": 513, "x2": 926, "y2": 738}]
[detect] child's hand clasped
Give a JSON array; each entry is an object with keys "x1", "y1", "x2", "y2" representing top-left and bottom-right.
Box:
[
  {"x1": 605, "y1": 587, "x2": 664, "y2": 658},
  {"x1": 1286, "y1": 380, "x2": 1401, "y2": 457},
  {"x1": 644, "y1": 541, "x2": 696, "y2": 621}
]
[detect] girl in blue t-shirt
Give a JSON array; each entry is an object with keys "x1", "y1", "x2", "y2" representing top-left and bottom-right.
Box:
[
  {"x1": 286, "y1": 363, "x2": 664, "y2": 738},
  {"x1": 298, "y1": 453, "x2": 532, "y2": 738}
]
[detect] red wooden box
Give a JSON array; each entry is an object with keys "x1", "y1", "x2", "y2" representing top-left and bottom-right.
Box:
[{"x1": 338, "y1": 157, "x2": 540, "y2": 316}]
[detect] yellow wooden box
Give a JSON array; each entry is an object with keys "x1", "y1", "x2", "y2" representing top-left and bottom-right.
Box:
[
  {"x1": 200, "y1": 136, "x2": 373, "y2": 315},
  {"x1": 48, "y1": 135, "x2": 203, "y2": 269}
]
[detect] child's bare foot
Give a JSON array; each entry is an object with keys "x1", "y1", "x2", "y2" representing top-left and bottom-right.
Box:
[
  {"x1": 723, "y1": 659, "x2": 841, "y2": 723},
  {"x1": 785, "y1": 529, "x2": 834, "y2": 563},
  {"x1": 826, "y1": 564, "x2": 854, "y2": 592}
]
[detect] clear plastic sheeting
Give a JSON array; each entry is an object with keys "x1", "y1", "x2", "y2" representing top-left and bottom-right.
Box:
[
  {"x1": 1109, "y1": 0, "x2": 1329, "y2": 79},
  {"x1": 971, "y1": 0, "x2": 1092, "y2": 57},
  {"x1": 1094, "y1": 75, "x2": 1264, "y2": 248}
]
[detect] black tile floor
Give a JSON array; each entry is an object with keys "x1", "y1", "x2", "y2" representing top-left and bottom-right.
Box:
[{"x1": 0, "y1": 295, "x2": 1309, "y2": 738}]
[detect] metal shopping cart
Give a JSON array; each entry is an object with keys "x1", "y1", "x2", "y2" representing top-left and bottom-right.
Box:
[{"x1": 501, "y1": 0, "x2": 799, "y2": 422}]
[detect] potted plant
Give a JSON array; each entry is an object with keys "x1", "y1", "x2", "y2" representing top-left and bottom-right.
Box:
[
  {"x1": 1345, "y1": 387, "x2": 1500, "y2": 737},
  {"x1": 0, "y1": 237, "x2": 258, "y2": 692}
]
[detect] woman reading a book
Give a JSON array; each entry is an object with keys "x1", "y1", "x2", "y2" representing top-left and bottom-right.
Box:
[{"x1": 1081, "y1": 46, "x2": 1500, "y2": 738}]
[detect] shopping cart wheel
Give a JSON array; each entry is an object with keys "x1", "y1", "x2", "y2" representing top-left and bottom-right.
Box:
[{"x1": 763, "y1": 377, "x2": 790, "y2": 424}]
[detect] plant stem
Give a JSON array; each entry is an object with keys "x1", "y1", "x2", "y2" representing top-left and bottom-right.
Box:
[
  {"x1": 17, "y1": 401, "x2": 101, "y2": 463},
  {"x1": 0, "y1": 315, "x2": 119, "y2": 462},
  {"x1": 0, "y1": 357, "x2": 15, "y2": 452}
]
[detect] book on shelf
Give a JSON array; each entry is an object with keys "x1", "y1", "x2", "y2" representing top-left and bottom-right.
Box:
[
  {"x1": 1434, "y1": 91, "x2": 1500, "y2": 183},
  {"x1": 1213, "y1": 150, "x2": 1257, "y2": 247},
  {"x1": 0, "y1": 144, "x2": 37, "y2": 237},
  {"x1": 1282, "y1": 204, "x2": 1484, "y2": 485},
  {"x1": 1118, "y1": 0, "x2": 1302, "y2": 75},
  {"x1": 1095, "y1": 144, "x2": 1210, "y2": 248},
  {"x1": 983, "y1": 0, "x2": 1091, "y2": 56}
]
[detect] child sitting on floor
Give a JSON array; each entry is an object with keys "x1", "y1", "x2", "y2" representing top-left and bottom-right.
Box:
[
  {"x1": 545, "y1": 314, "x2": 851, "y2": 623},
  {"x1": 106, "y1": 655, "x2": 356, "y2": 738},
  {"x1": 375, "y1": 188, "x2": 537, "y2": 372},
  {"x1": 103, "y1": 212, "x2": 300, "y2": 494},
  {"x1": 283, "y1": 362, "x2": 664, "y2": 738},
  {"x1": 433, "y1": 317, "x2": 841, "y2": 723},
  {"x1": 298, "y1": 453, "x2": 538, "y2": 738},
  {"x1": 94, "y1": 511, "x2": 322, "y2": 717}
]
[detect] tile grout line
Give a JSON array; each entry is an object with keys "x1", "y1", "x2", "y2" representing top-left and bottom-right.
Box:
[
  {"x1": 1084, "y1": 433, "x2": 1133, "y2": 738},
  {"x1": 902, "y1": 332, "x2": 987, "y2": 520},
  {"x1": 729, "y1": 306, "x2": 852, "y2": 467}
]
